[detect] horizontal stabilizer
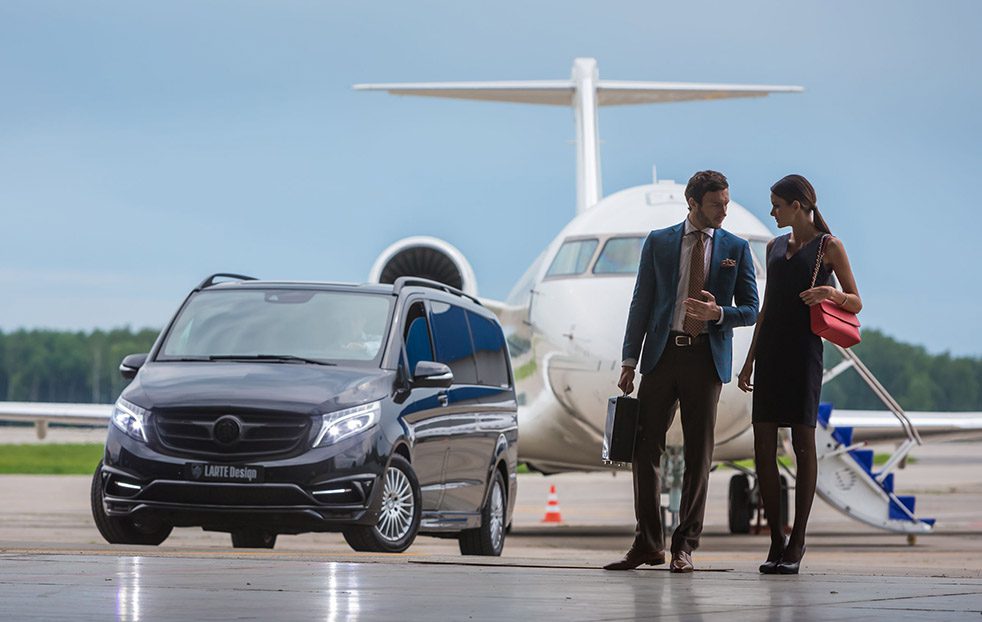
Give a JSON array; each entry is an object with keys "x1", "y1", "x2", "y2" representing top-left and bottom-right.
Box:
[{"x1": 353, "y1": 80, "x2": 803, "y2": 107}]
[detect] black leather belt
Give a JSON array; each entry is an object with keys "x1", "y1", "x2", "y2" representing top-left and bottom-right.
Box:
[{"x1": 669, "y1": 331, "x2": 709, "y2": 347}]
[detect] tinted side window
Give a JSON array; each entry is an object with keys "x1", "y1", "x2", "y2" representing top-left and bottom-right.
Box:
[
  {"x1": 429, "y1": 301, "x2": 478, "y2": 385},
  {"x1": 403, "y1": 302, "x2": 434, "y2": 375},
  {"x1": 466, "y1": 311, "x2": 510, "y2": 387}
]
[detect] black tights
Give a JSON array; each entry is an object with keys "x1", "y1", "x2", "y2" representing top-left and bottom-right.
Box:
[{"x1": 753, "y1": 422, "x2": 816, "y2": 559}]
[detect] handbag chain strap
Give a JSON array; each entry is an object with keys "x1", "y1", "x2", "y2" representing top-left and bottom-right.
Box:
[{"x1": 809, "y1": 234, "x2": 831, "y2": 289}]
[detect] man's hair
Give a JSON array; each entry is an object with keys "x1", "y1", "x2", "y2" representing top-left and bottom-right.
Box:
[{"x1": 684, "y1": 170, "x2": 728, "y2": 205}]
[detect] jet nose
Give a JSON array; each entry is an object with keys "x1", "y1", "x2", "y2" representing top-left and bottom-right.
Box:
[{"x1": 530, "y1": 277, "x2": 634, "y2": 364}]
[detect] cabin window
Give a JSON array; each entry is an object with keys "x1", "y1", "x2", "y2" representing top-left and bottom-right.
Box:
[
  {"x1": 545, "y1": 239, "x2": 598, "y2": 277},
  {"x1": 593, "y1": 236, "x2": 644, "y2": 274}
]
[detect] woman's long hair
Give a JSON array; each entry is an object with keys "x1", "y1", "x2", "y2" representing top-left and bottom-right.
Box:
[{"x1": 770, "y1": 174, "x2": 831, "y2": 234}]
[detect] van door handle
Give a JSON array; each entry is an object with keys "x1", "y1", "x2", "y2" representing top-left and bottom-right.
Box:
[{"x1": 437, "y1": 393, "x2": 449, "y2": 407}]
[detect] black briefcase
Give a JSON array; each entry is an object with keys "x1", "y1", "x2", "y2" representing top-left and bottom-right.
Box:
[{"x1": 602, "y1": 395, "x2": 639, "y2": 464}]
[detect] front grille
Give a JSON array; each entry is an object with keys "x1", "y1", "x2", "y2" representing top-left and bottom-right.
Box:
[
  {"x1": 153, "y1": 410, "x2": 311, "y2": 458},
  {"x1": 140, "y1": 482, "x2": 314, "y2": 506}
]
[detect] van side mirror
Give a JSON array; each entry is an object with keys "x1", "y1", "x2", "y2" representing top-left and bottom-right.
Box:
[
  {"x1": 411, "y1": 361, "x2": 453, "y2": 389},
  {"x1": 120, "y1": 353, "x2": 149, "y2": 380}
]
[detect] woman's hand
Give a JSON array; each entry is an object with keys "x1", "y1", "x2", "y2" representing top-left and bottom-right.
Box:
[
  {"x1": 800, "y1": 285, "x2": 838, "y2": 306},
  {"x1": 737, "y1": 361, "x2": 754, "y2": 393}
]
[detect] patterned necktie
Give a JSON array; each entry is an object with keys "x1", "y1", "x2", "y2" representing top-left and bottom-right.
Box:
[{"x1": 682, "y1": 231, "x2": 707, "y2": 336}]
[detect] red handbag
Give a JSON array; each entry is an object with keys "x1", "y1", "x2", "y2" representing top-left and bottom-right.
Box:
[{"x1": 809, "y1": 235, "x2": 861, "y2": 348}]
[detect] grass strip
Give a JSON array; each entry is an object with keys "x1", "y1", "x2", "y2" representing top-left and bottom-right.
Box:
[
  {"x1": 0, "y1": 443, "x2": 104, "y2": 475},
  {"x1": 726, "y1": 452, "x2": 913, "y2": 471}
]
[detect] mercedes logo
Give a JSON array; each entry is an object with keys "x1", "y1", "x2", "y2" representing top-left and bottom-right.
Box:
[{"x1": 213, "y1": 416, "x2": 241, "y2": 445}]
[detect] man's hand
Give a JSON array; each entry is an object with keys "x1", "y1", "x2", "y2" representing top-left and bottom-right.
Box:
[
  {"x1": 617, "y1": 366, "x2": 636, "y2": 395},
  {"x1": 683, "y1": 290, "x2": 722, "y2": 322}
]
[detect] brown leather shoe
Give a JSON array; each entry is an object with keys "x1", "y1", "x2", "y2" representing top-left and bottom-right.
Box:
[
  {"x1": 603, "y1": 548, "x2": 666, "y2": 570},
  {"x1": 669, "y1": 550, "x2": 694, "y2": 573}
]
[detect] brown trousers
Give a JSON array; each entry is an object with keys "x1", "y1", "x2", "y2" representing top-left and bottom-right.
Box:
[{"x1": 632, "y1": 338, "x2": 722, "y2": 555}]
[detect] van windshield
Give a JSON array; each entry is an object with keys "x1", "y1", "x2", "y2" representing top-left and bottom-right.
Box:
[{"x1": 158, "y1": 289, "x2": 392, "y2": 364}]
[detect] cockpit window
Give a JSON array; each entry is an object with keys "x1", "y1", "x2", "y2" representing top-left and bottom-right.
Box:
[
  {"x1": 593, "y1": 236, "x2": 644, "y2": 274},
  {"x1": 545, "y1": 239, "x2": 598, "y2": 277}
]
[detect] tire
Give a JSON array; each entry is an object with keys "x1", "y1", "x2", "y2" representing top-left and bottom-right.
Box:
[
  {"x1": 90, "y1": 462, "x2": 172, "y2": 546},
  {"x1": 231, "y1": 528, "x2": 277, "y2": 549},
  {"x1": 459, "y1": 468, "x2": 507, "y2": 556},
  {"x1": 342, "y1": 455, "x2": 421, "y2": 553},
  {"x1": 728, "y1": 473, "x2": 752, "y2": 534}
]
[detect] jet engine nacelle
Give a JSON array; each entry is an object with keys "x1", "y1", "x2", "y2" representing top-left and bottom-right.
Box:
[{"x1": 368, "y1": 236, "x2": 478, "y2": 296}]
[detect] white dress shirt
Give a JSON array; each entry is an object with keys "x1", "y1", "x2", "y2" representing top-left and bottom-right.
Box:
[
  {"x1": 671, "y1": 218, "x2": 716, "y2": 333},
  {"x1": 622, "y1": 217, "x2": 723, "y2": 369}
]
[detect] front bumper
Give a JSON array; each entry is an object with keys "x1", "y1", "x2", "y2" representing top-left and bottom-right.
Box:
[{"x1": 99, "y1": 426, "x2": 385, "y2": 533}]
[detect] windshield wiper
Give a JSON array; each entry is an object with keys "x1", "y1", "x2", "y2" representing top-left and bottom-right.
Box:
[{"x1": 207, "y1": 354, "x2": 336, "y2": 366}]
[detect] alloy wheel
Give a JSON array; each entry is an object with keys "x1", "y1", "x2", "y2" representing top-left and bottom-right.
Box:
[
  {"x1": 376, "y1": 465, "x2": 415, "y2": 543},
  {"x1": 489, "y1": 479, "x2": 505, "y2": 552}
]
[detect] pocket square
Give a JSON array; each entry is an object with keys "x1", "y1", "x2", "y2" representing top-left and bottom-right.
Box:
[{"x1": 721, "y1": 258, "x2": 737, "y2": 268}]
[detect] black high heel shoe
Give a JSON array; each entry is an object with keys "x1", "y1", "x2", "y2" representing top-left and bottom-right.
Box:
[
  {"x1": 776, "y1": 544, "x2": 806, "y2": 575},
  {"x1": 759, "y1": 537, "x2": 788, "y2": 574}
]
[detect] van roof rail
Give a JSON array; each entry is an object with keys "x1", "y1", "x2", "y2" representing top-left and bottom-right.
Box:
[
  {"x1": 195, "y1": 273, "x2": 259, "y2": 290},
  {"x1": 392, "y1": 277, "x2": 482, "y2": 306}
]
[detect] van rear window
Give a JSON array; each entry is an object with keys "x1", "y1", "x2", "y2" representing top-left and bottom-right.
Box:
[
  {"x1": 466, "y1": 311, "x2": 510, "y2": 387},
  {"x1": 428, "y1": 302, "x2": 478, "y2": 385}
]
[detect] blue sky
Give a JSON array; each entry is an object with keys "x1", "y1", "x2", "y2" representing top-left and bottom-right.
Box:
[{"x1": 1, "y1": 1, "x2": 979, "y2": 355}]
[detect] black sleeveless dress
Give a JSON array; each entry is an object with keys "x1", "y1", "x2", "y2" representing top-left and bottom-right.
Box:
[{"x1": 752, "y1": 233, "x2": 832, "y2": 428}]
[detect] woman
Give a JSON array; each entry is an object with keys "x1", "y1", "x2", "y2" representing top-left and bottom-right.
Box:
[{"x1": 738, "y1": 174, "x2": 862, "y2": 574}]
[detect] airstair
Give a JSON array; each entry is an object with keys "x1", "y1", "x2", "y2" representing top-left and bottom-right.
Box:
[{"x1": 807, "y1": 344, "x2": 935, "y2": 535}]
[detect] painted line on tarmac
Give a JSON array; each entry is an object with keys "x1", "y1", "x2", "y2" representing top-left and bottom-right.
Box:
[
  {"x1": 407, "y1": 559, "x2": 734, "y2": 572},
  {"x1": 0, "y1": 547, "x2": 430, "y2": 563}
]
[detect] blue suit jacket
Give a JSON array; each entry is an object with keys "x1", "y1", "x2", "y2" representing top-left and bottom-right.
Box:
[{"x1": 622, "y1": 222, "x2": 759, "y2": 383}]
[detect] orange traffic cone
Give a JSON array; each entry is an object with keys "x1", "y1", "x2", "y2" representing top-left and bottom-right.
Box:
[{"x1": 542, "y1": 484, "x2": 563, "y2": 523}]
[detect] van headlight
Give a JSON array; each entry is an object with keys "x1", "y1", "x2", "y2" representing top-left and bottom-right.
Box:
[
  {"x1": 314, "y1": 401, "x2": 381, "y2": 447},
  {"x1": 111, "y1": 398, "x2": 149, "y2": 443}
]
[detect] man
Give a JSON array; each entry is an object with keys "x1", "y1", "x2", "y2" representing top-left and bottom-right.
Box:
[{"x1": 605, "y1": 170, "x2": 759, "y2": 573}]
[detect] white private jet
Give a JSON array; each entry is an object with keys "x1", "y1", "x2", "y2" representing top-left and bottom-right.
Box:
[
  {"x1": 354, "y1": 58, "x2": 982, "y2": 537},
  {"x1": 3, "y1": 59, "x2": 981, "y2": 539}
]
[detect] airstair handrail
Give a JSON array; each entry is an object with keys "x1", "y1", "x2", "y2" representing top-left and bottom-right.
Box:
[{"x1": 830, "y1": 344, "x2": 923, "y2": 445}]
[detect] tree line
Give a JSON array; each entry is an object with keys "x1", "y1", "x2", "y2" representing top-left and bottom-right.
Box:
[
  {"x1": 0, "y1": 328, "x2": 158, "y2": 403},
  {"x1": 0, "y1": 327, "x2": 979, "y2": 411},
  {"x1": 821, "y1": 329, "x2": 982, "y2": 412}
]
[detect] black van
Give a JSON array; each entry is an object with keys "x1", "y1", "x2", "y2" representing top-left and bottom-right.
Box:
[{"x1": 91, "y1": 274, "x2": 518, "y2": 556}]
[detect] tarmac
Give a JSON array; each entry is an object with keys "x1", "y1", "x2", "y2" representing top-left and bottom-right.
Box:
[{"x1": 1, "y1": 426, "x2": 981, "y2": 620}]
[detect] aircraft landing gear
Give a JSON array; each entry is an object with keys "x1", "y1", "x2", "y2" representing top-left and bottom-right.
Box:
[
  {"x1": 725, "y1": 464, "x2": 790, "y2": 535},
  {"x1": 661, "y1": 447, "x2": 684, "y2": 535},
  {"x1": 728, "y1": 472, "x2": 754, "y2": 534}
]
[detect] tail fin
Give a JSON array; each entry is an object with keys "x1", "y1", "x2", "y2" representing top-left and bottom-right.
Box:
[{"x1": 355, "y1": 58, "x2": 802, "y2": 214}]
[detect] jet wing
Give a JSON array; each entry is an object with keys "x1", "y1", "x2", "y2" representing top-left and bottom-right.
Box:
[
  {"x1": 0, "y1": 401, "x2": 112, "y2": 426},
  {"x1": 478, "y1": 297, "x2": 526, "y2": 327},
  {"x1": 830, "y1": 409, "x2": 982, "y2": 442}
]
